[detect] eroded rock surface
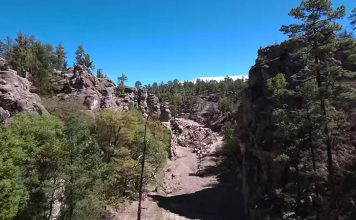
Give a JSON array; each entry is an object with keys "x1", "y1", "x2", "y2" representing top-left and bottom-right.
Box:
[
  {"x1": 0, "y1": 69, "x2": 47, "y2": 122},
  {"x1": 53, "y1": 69, "x2": 171, "y2": 121},
  {"x1": 55, "y1": 70, "x2": 125, "y2": 111}
]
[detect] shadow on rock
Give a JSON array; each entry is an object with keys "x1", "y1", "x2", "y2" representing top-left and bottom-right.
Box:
[{"x1": 149, "y1": 184, "x2": 246, "y2": 220}]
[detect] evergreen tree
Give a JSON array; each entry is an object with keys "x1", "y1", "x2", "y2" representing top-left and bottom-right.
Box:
[
  {"x1": 54, "y1": 43, "x2": 67, "y2": 70},
  {"x1": 6, "y1": 33, "x2": 34, "y2": 76},
  {"x1": 118, "y1": 73, "x2": 128, "y2": 94},
  {"x1": 135, "y1": 81, "x2": 142, "y2": 89},
  {"x1": 0, "y1": 40, "x2": 5, "y2": 57},
  {"x1": 31, "y1": 42, "x2": 54, "y2": 94},
  {"x1": 0, "y1": 128, "x2": 29, "y2": 220},
  {"x1": 75, "y1": 45, "x2": 95, "y2": 71},
  {"x1": 350, "y1": 8, "x2": 356, "y2": 30},
  {"x1": 96, "y1": 68, "x2": 106, "y2": 78},
  {"x1": 281, "y1": 0, "x2": 346, "y2": 201},
  {"x1": 1, "y1": 114, "x2": 65, "y2": 219},
  {"x1": 4, "y1": 34, "x2": 55, "y2": 94},
  {"x1": 62, "y1": 117, "x2": 104, "y2": 219}
]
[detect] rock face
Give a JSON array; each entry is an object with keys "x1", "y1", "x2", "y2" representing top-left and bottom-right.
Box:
[
  {"x1": 0, "y1": 70, "x2": 48, "y2": 122},
  {"x1": 235, "y1": 39, "x2": 356, "y2": 219},
  {"x1": 160, "y1": 102, "x2": 171, "y2": 122},
  {"x1": 54, "y1": 69, "x2": 171, "y2": 121},
  {"x1": 171, "y1": 118, "x2": 218, "y2": 159},
  {"x1": 235, "y1": 40, "x2": 315, "y2": 219},
  {"x1": 147, "y1": 93, "x2": 161, "y2": 114},
  {"x1": 55, "y1": 70, "x2": 125, "y2": 111},
  {"x1": 0, "y1": 57, "x2": 9, "y2": 71},
  {"x1": 180, "y1": 95, "x2": 237, "y2": 132}
]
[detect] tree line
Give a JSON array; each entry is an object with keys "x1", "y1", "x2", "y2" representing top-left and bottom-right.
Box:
[
  {"x1": 0, "y1": 34, "x2": 108, "y2": 95},
  {"x1": 146, "y1": 77, "x2": 247, "y2": 116}
]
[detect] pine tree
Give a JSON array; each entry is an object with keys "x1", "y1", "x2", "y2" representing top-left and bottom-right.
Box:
[
  {"x1": 350, "y1": 8, "x2": 356, "y2": 30},
  {"x1": 281, "y1": 0, "x2": 346, "y2": 200},
  {"x1": 31, "y1": 42, "x2": 54, "y2": 94},
  {"x1": 135, "y1": 81, "x2": 142, "y2": 89},
  {"x1": 62, "y1": 117, "x2": 103, "y2": 219},
  {"x1": 2, "y1": 114, "x2": 65, "y2": 219},
  {"x1": 7, "y1": 33, "x2": 34, "y2": 76},
  {"x1": 75, "y1": 45, "x2": 95, "y2": 71},
  {"x1": 96, "y1": 68, "x2": 107, "y2": 78},
  {"x1": 118, "y1": 73, "x2": 128, "y2": 94},
  {"x1": 54, "y1": 43, "x2": 67, "y2": 70},
  {"x1": 0, "y1": 40, "x2": 5, "y2": 57}
]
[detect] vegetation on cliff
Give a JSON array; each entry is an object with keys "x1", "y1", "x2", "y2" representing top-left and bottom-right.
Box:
[{"x1": 232, "y1": 1, "x2": 356, "y2": 219}]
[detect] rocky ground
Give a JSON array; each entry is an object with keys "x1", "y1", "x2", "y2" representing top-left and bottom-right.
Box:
[{"x1": 116, "y1": 118, "x2": 245, "y2": 220}]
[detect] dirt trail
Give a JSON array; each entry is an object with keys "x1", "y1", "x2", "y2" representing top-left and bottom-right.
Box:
[{"x1": 116, "y1": 118, "x2": 243, "y2": 220}]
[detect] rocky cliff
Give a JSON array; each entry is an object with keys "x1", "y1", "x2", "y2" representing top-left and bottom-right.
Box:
[
  {"x1": 0, "y1": 61, "x2": 171, "y2": 123},
  {"x1": 52, "y1": 68, "x2": 171, "y2": 120},
  {"x1": 236, "y1": 39, "x2": 356, "y2": 219},
  {"x1": 0, "y1": 69, "x2": 47, "y2": 122}
]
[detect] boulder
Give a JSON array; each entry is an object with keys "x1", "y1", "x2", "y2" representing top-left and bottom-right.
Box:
[
  {"x1": 0, "y1": 107, "x2": 10, "y2": 122},
  {"x1": 55, "y1": 70, "x2": 121, "y2": 111},
  {"x1": 52, "y1": 71, "x2": 169, "y2": 116},
  {"x1": 160, "y1": 102, "x2": 171, "y2": 122},
  {"x1": 0, "y1": 57, "x2": 8, "y2": 71},
  {"x1": 147, "y1": 94, "x2": 161, "y2": 115},
  {"x1": 0, "y1": 70, "x2": 48, "y2": 122}
]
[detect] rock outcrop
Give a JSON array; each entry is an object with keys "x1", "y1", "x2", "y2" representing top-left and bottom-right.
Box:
[
  {"x1": 235, "y1": 40, "x2": 319, "y2": 219},
  {"x1": 179, "y1": 95, "x2": 238, "y2": 132},
  {"x1": 235, "y1": 39, "x2": 356, "y2": 219},
  {"x1": 53, "y1": 69, "x2": 171, "y2": 121},
  {"x1": 160, "y1": 102, "x2": 171, "y2": 122},
  {"x1": 0, "y1": 69, "x2": 48, "y2": 122},
  {"x1": 171, "y1": 118, "x2": 217, "y2": 158},
  {"x1": 0, "y1": 57, "x2": 8, "y2": 71},
  {"x1": 55, "y1": 70, "x2": 125, "y2": 111}
]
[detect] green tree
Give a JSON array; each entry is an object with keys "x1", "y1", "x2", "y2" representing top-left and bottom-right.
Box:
[
  {"x1": 0, "y1": 114, "x2": 65, "y2": 219},
  {"x1": 117, "y1": 73, "x2": 128, "y2": 94},
  {"x1": 135, "y1": 81, "x2": 142, "y2": 89},
  {"x1": 96, "y1": 109, "x2": 140, "y2": 163},
  {"x1": 350, "y1": 8, "x2": 356, "y2": 30},
  {"x1": 75, "y1": 45, "x2": 95, "y2": 71},
  {"x1": 62, "y1": 117, "x2": 104, "y2": 219},
  {"x1": 281, "y1": 0, "x2": 345, "y2": 201},
  {"x1": 0, "y1": 130, "x2": 28, "y2": 220},
  {"x1": 0, "y1": 40, "x2": 6, "y2": 57},
  {"x1": 96, "y1": 110, "x2": 168, "y2": 203},
  {"x1": 30, "y1": 41, "x2": 54, "y2": 94},
  {"x1": 6, "y1": 33, "x2": 34, "y2": 77},
  {"x1": 96, "y1": 68, "x2": 106, "y2": 78},
  {"x1": 54, "y1": 43, "x2": 67, "y2": 70},
  {"x1": 5, "y1": 34, "x2": 55, "y2": 94}
]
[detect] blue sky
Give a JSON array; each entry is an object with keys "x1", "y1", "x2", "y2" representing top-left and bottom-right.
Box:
[{"x1": 0, "y1": 0, "x2": 354, "y2": 86}]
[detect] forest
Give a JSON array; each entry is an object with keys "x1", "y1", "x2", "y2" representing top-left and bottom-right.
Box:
[{"x1": 0, "y1": 0, "x2": 356, "y2": 220}]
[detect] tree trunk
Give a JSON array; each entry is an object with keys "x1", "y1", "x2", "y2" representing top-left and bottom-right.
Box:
[
  {"x1": 69, "y1": 151, "x2": 74, "y2": 220},
  {"x1": 315, "y1": 59, "x2": 335, "y2": 199},
  {"x1": 137, "y1": 115, "x2": 149, "y2": 220},
  {"x1": 313, "y1": 31, "x2": 335, "y2": 200}
]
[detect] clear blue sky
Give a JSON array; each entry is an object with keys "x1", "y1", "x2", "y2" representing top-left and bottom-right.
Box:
[{"x1": 0, "y1": 0, "x2": 354, "y2": 86}]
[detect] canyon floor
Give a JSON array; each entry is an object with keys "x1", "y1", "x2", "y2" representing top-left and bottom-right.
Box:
[{"x1": 116, "y1": 118, "x2": 245, "y2": 220}]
